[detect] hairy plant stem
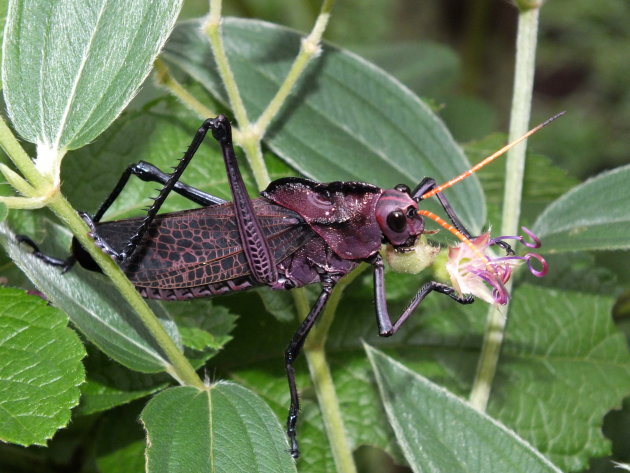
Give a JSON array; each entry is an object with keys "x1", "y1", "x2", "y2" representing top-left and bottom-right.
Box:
[
  {"x1": 0, "y1": 117, "x2": 205, "y2": 389},
  {"x1": 298, "y1": 266, "x2": 365, "y2": 473},
  {"x1": 0, "y1": 116, "x2": 54, "y2": 209},
  {"x1": 154, "y1": 59, "x2": 217, "y2": 119},
  {"x1": 204, "y1": 0, "x2": 270, "y2": 189},
  {"x1": 254, "y1": 0, "x2": 334, "y2": 136},
  {"x1": 470, "y1": 6, "x2": 540, "y2": 411},
  {"x1": 49, "y1": 196, "x2": 205, "y2": 388}
]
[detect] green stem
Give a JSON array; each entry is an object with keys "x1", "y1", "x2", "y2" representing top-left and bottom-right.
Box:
[
  {"x1": 297, "y1": 266, "x2": 365, "y2": 473},
  {"x1": 254, "y1": 0, "x2": 335, "y2": 136},
  {"x1": 0, "y1": 116, "x2": 51, "y2": 190},
  {"x1": 305, "y1": 349, "x2": 357, "y2": 473},
  {"x1": 47, "y1": 194, "x2": 205, "y2": 388},
  {"x1": 154, "y1": 59, "x2": 217, "y2": 119},
  {"x1": 470, "y1": 6, "x2": 540, "y2": 411},
  {"x1": 203, "y1": 0, "x2": 271, "y2": 188},
  {"x1": 204, "y1": 0, "x2": 249, "y2": 127}
]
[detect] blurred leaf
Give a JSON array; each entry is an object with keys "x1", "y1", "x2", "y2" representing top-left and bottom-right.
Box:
[
  {"x1": 439, "y1": 95, "x2": 497, "y2": 142},
  {"x1": 2, "y1": 0, "x2": 182, "y2": 151},
  {"x1": 0, "y1": 287, "x2": 85, "y2": 446},
  {"x1": 0, "y1": 222, "x2": 181, "y2": 373},
  {"x1": 465, "y1": 133, "x2": 581, "y2": 228},
  {"x1": 534, "y1": 164, "x2": 630, "y2": 252},
  {"x1": 95, "y1": 402, "x2": 146, "y2": 473},
  {"x1": 0, "y1": 0, "x2": 6, "y2": 88},
  {"x1": 164, "y1": 299, "x2": 237, "y2": 355},
  {"x1": 351, "y1": 41, "x2": 460, "y2": 97},
  {"x1": 0, "y1": 202, "x2": 6, "y2": 222},
  {"x1": 141, "y1": 384, "x2": 297, "y2": 473},
  {"x1": 162, "y1": 18, "x2": 486, "y2": 233},
  {"x1": 365, "y1": 345, "x2": 562, "y2": 473},
  {"x1": 256, "y1": 288, "x2": 296, "y2": 323},
  {"x1": 522, "y1": 251, "x2": 619, "y2": 295}
]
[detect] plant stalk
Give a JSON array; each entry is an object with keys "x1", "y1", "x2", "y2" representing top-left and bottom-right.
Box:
[
  {"x1": 292, "y1": 267, "x2": 362, "y2": 473},
  {"x1": 254, "y1": 0, "x2": 335, "y2": 136},
  {"x1": 0, "y1": 116, "x2": 52, "y2": 192},
  {"x1": 46, "y1": 194, "x2": 205, "y2": 388},
  {"x1": 154, "y1": 59, "x2": 217, "y2": 119},
  {"x1": 470, "y1": 5, "x2": 540, "y2": 411},
  {"x1": 204, "y1": 0, "x2": 249, "y2": 128}
]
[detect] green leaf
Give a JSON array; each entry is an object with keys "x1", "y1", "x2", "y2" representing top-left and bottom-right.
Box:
[
  {"x1": 488, "y1": 286, "x2": 630, "y2": 471},
  {"x1": 61, "y1": 109, "x2": 229, "y2": 216},
  {"x1": 256, "y1": 288, "x2": 297, "y2": 323},
  {"x1": 0, "y1": 287, "x2": 85, "y2": 446},
  {"x1": 95, "y1": 402, "x2": 146, "y2": 473},
  {"x1": 365, "y1": 344, "x2": 563, "y2": 473},
  {"x1": 0, "y1": 222, "x2": 182, "y2": 373},
  {"x1": 141, "y1": 384, "x2": 298, "y2": 473},
  {"x1": 533, "y1": 164, "x2": 630, "y2": 252},
  {"x1": 162, "y1": 18, "x2": 486, "y2": 233},
  {"x1": 164, "y1": 299, "x2": 237, "y2": 356},
  {"x1": 0, "y1": 0, "x2": 7, "y2": 88},
  {"x1": 351, "y1": 41, "x2": 460, "y2": 97},
  {"x1": 2, "y1": 0, "x2": 182, "y2": 151},
  {"x1": 0, "y1": 202, "x2": 7, "y2": 222},
  {"x1": 77, "y1": 345, "x2": 171, "y2": 416}
]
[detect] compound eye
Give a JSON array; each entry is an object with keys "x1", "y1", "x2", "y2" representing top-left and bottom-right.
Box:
[{"x1": 386, "y1": 210, "x2": 407, "y2": 233}]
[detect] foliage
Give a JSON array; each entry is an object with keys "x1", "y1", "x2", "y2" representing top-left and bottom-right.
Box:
[{"x1": 0, "y1": 1, "x2": 629, "y2": 473}]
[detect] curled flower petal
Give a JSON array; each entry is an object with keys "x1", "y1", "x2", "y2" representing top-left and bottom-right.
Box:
[
  {"x1": 520, "y1": 227, "x2": 542, "y2": 248},
  {"x1": 525, "y1": 253, "x2": 548, "y2": 277}
]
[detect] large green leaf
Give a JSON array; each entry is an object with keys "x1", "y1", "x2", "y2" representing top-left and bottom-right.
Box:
[
  {"x1": 0, "y1": 222, "x2": 182, "y2": 373},
  {"x1": 365, "y1": 344, "x2": 562, "y2": 473},
  {"x1": 77, "y1": 345, "x2": 171, "y2": 416},
  {"x1": 141, "y1": 384, "x2": 297, "y2": 473},
  {"x1": 0, "y1": 287, "x2": 85, "y2": 446},
  {"x1": 211, "y1": 278, "x2": 630, "y2": 471},
  {"x1": 2, "y1": 0, "x2": 182, "y2": 152},
  {"x1": 351, "y1": 41, "x2": 460, "y2": 98},
  {"x1": 533, "y1": 164, "x2": 630, "y2": 252},
  {"x1": 162, "y1": 18, "x2": 486, "y2": 233}
]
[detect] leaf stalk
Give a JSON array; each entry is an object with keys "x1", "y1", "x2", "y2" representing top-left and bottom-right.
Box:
[{"x1": 470, "y1": 6, "x2": 541, "y2": 410}]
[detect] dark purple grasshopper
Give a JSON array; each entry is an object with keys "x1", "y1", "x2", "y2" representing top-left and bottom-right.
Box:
[{"x1": 21, "y1": 114, "x2": 521, "y2": 458}]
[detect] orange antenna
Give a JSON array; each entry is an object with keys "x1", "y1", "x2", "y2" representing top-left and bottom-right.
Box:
[
  {"x1": 421, "y1": 111, "x2": 565, "y2": 200},
  {"x1": 418, "y1": 209, "x2": 486, "y2": 261}
]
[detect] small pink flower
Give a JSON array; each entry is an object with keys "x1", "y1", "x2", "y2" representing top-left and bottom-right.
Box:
[{"x1": 446, "y1": 227, "x2": 548, "y2": 305}]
